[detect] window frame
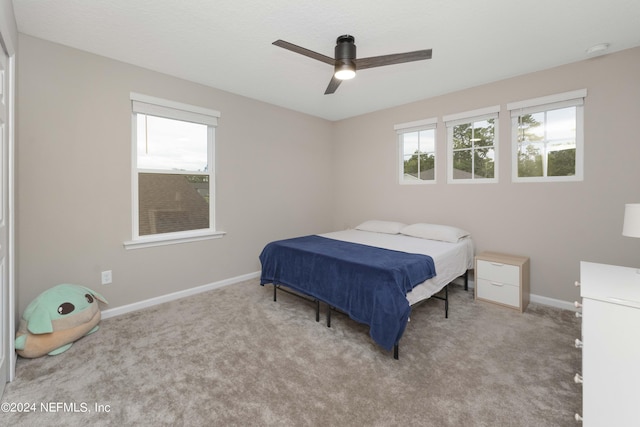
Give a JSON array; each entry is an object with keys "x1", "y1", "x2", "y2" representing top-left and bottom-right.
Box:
[
  {"x1": 508, "y1": 89, "x2": 586, "y2": 183},
  {"x1": 395, "y1": 117, "x2": 438, "y2": 185},
  {"x1": 444, "y1": 105, "x2": 500, "y2": 184},
  {"x1": 124, "y1": 93, "x2": 224, "y2": 250}
]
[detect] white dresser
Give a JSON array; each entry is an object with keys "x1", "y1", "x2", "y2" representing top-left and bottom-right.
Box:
[{"x1": 577, "y1": 261, "x2": 640, "y2": 426}]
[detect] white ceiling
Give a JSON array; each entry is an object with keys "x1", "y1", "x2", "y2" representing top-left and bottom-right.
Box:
[{"x1": 12, "y1": 0, "x2": 640, "y2": 121}]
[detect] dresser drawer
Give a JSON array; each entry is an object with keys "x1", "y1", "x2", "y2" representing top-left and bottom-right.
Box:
[
  {"x1": 476, "y1": 260, "x2": 519, "y2": 285},
  {"x1": 476, "y1": 278, "x2": 519, "y2": 307}
]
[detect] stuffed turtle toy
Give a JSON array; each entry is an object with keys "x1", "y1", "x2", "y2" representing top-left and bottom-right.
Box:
[{"x1": 15, "y1": 284, "x2": 108, "y2": 358}]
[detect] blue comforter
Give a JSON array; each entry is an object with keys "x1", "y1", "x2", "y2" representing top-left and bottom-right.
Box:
[{"x1": 259, "y1": 235, "x2": 436, "y2": 351}]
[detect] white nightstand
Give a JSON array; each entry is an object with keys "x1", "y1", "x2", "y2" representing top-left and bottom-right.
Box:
[{"x1": 474, "y1": 251, "x2": 530, "y2": 312}]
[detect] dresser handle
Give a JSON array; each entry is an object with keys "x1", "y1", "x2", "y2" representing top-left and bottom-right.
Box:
[
  {"x1": 574, "y1": 281, "x2": 581, "y2": 287},
  {"x1": 575, "y1": 312, "x2": 582, "y2": 318},
  {"x1": 575, "y1": 413, "x2": 583, "y2": 422},
  {"x1": 574, "y1": 373, "x2": 583, "y2": 384},
  {"x1": 490, "y1": 282, "x2": 504, "y2": 287},
  {"x1": 575, "y1": 338, "x2": 583, "y2": 349},
  {"x1": 574, "y1": 301, "x2": 582, "y2": 309},
  {"x1": 490, "y1": 262, "x2": 504, "y2": 267}
]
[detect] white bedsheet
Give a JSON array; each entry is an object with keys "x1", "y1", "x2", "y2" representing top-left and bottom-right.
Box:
[{"x1": 319, "y1": 229, "x2": 474, "y2": 305}]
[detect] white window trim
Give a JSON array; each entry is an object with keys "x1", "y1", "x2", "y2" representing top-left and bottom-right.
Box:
[
  {"x1": 394, "y1": 117, "x2": 437, "y2": 133},
  {"x1": 123, "y1": 229, "x2": 226, "y2": 250},
  {"x1": 445, "y1": 106, "x2": 500, "y2": 184},
  {"x1": 125, "y1": 93, "x2": 223, "y2": 249},
  {"x1": 509, "y1": 89, "x2": 586, "y2": 183},
  {"x1": 443, "y1": 105, "x2": 500, "y2": 124},
  {"x1": 131, "y1": 92, "x2": 220, "y2": 125},
  {"x1": 395, "y1": 118, "x2": 437, "y2": 185},
  {"x1": 506, "y1": 89, "x2": 587, "y2": 112}
]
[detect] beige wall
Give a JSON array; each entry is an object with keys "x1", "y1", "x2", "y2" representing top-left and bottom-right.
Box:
[
  {"x1": 16, "y1": 34, "x2": 335, "y2": 313},
  {"x1": 16, "y1": 33, "x2": 640, "y2": 314},
  {"x1": 332, "y1": 47, "x2": 640, "y2": 303},
  {"x1": 0, "y1": 0, "x2": 17, "y2": 50}
]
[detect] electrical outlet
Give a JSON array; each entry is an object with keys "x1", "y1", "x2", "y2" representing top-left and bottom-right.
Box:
[{"x1": 101, "y1": 270, "x2": 112, "y2": 285}]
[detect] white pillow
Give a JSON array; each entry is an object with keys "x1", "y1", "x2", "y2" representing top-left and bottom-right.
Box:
[
  {"x1": 355, "y1": 220, "x2": 407, "y2": 235},
  {"x1": 400, "y1": 223, "x2": 470, "y2": 243}
]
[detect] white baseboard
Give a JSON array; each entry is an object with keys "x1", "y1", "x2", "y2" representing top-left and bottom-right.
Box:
[
  {"x1": 454, "y1": 278, "x2": 576, "y2": 311},
  {"x1": 529, "y1": 294, "x2": 577, "y2": 311},
  {"x1": 101, "y1": 271, "x2": 261, "y2": 320},
  {"x1": 101, "y1": 271, "x2": 576, "y2": 320}
]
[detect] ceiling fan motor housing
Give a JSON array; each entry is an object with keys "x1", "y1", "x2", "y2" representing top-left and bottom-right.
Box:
[{"x1": 335, "y1": 35, "x2": 356, "y2": 70}]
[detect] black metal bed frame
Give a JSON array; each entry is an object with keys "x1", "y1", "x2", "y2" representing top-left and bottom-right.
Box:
[
  {"x1": 271, "y1": 270, "x2": 469, "y2": 360},
  {"x1": 272, "y1": 284, "x2": 322, "y2": 322}
]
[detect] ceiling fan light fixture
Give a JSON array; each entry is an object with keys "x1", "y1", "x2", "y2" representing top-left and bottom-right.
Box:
[
  {"x1": 272, "y1": 34, "x2": 432, "y2": 94},
  {"x1": 334, "y1": 61, "x2": 356, "y2": 80}
]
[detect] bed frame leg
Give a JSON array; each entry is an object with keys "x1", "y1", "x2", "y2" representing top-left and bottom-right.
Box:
[
  {"x1": 445, "y1": 285, "x2": 449, "y2": 319},
  {"x1": 393, "y1": 344, "x2": 399, "y2": 360},
  {"x1": 464, "y1": 270, "x2": 469, "y2": 291},
  {"x1": 273, "y1": 284, "x2": 277, "y2": 301},
  {"x1": 315, "y1": 300, "x2": 320, "y2": 322},
  {"x1": 327, "y1": 305, "x2": 332, "y2": 328}
]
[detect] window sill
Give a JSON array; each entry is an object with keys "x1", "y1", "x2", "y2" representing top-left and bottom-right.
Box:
[
  {"x1": 123, "y1": 230, "x2": 226, "y2": 250},
  {"x1": 512, "y1": 175, "x2": 583, "y2": 183},
  {"x1": 447, "y1": 178, "x2": 499, "y2": 184},
  {"x1": 399, "y1": 180, "x2": 436, "y2": 185}
]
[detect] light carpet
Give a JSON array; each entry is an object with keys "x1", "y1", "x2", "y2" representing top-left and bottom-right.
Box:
[{"x1": 1, "y1": 279, "x2": 582, "y2": 426}]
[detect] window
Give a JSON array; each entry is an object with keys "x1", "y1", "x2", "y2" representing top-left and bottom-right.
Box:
[
  {"x1": 125, "y1": 93, "x2": 223, "y2": 249},
  {"x1": 395, "y1": 118, "x2": 437, "y2": 184},
  {"x1": 508, "y1": 89, "x2": 586, "y2": 182},
  {"x1": 444, "y1": 106, "x2": 499, "y2": 183}
]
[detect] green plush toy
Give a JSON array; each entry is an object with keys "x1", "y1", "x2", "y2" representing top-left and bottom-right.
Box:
[{"x1": 15, "y1": 284, "x2": 108, "y2": 358}]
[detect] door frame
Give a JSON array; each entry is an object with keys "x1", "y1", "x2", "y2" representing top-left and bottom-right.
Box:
[{"x1": 0, "y1": 4, "x2": 16, "y2": 390}]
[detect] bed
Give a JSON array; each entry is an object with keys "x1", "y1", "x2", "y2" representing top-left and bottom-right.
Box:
[{"x1": 259, "y1": 220, "x2": 474, "y2": 359}]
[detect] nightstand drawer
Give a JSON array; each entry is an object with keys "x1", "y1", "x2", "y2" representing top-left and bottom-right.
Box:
[
  {"x1": 476, "y1": 278, "x2": 519, "y2": 307},
  {"x1": 476, "y1": 260, "x2": 519, "y2": 285}
]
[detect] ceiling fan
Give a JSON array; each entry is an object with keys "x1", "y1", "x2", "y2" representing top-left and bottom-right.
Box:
[{"x1": 272, "y1": 35, "x2": 432, "y2": 95}]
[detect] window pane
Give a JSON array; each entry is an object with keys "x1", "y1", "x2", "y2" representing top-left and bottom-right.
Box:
[
  {"x1": 548, "y1": 147, "x2": 576, "y2": 176},
  {"x1": 419, "y1": 130, "x2": 435, "y2": 153},
  {"x1": 517, "y1": 142, "x2": 543, "y2": 177},
  {"x1": 402, "y1": 129, "x2": 434, "y2": 182},
  {"x1": 417, "y1": 153, "x2": 435, "y2": 180},
  {"x1": 518, "y1": 113, "x2": 544, "y2": 143},
  {"x1": 473, "y1": 119, "x2": 495, "y2": 147},
  {"x1": 402, "y1": 132, "x2": 419, "y2": 157},
  {"x1": 474, "y1": 148, "x2": 495, "y2": 178},
  {"x1": 137, "y1": 115, "x2": 208, "y2": 172},
  {"x1": 404, "y1": 152, "x2": 434, "y2": 181},
  {"x1": 453, "y1": 150, "x2": 472, "y2": 178},
  {"x1": 546, "y1": 107, "x2": 576, "y2": 141},
  {"x1": 138, "y1": 173, "x2": 209, "y2": 236},
  {"x1": 453, "y1": 124, "x2": 472, "y2": 149}
]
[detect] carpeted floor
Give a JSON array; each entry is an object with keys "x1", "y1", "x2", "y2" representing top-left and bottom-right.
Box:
[{"x1": 1, "y1": 279, "x2": 582, "y2": 426}]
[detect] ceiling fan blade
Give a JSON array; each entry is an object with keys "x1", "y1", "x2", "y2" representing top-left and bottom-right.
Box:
[
  {"x1": 356, "y1": 49, "x2": 432, "y2": 70},
  {"x1": 272, "y1": 40, "x2": 335, "y2": 66},
  {"x1": 324, "y1": 76, "x2": 342, "y2": 95}
]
